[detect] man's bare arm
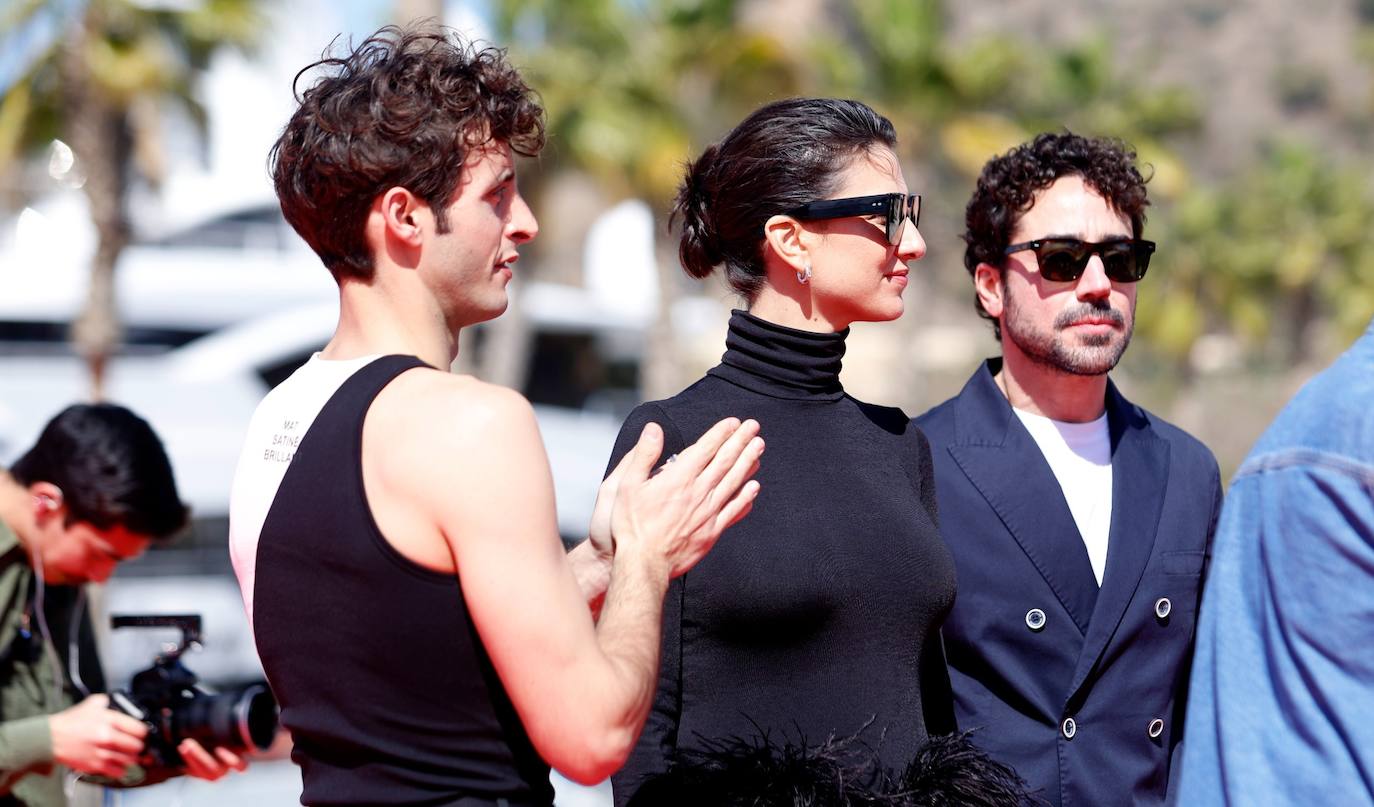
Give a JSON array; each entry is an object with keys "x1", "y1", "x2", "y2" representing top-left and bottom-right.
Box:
[
  {"x1": 400, "y1": 381, "x2": 760, "y2": 783},
  {"x1": 567, "y1": 540, "x2": 613, "y2": 616}
]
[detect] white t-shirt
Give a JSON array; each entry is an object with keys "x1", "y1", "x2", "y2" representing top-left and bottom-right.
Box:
[
  {"x1": 229, "y1": 353, "x2": 382, "y2": 623},
  {"x1": 1012, "y1": 408, "x2": 1113, "y2": 585}
]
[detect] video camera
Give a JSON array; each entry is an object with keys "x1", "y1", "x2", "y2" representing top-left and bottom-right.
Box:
[{"x1": 108, "y1": 614, "x2": 279, "y2": 775}]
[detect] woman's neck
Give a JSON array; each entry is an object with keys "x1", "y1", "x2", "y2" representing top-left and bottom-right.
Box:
[{"x1": 748, "y1": 285, "x2": 845, "y2": 334}]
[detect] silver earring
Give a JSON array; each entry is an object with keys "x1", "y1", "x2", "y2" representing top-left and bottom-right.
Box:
[{"x1": 796, "y1": 265, "x2": 812, "y2": 285}]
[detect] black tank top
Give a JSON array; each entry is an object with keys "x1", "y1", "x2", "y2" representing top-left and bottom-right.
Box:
[{"x1": 253, "y1": 355, "x2": 553, "y2": 806}]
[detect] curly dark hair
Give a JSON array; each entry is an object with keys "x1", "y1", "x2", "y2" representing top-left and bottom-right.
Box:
[
  {"x1": 963, "y1": 131, "x2": 1150, "y2": 340},
  {"x1": 10, "y1": 404, "x2": 188, "y2": 541},
  {"x1": 673, "y1": 98, "x2": 897, "y2": 301},
  {"x1": 271, "y1": 25, "x2": 546, "y2": 281}
]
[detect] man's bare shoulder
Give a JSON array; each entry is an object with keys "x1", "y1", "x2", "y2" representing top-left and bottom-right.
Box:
[
  {"x1": 364, "y1": 369, "x2": 556, "y2": 550},
  {"x1": 371, "y1": 369, "x2": 539, "y2": 455}
]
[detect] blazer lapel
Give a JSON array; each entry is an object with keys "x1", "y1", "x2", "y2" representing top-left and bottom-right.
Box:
[
  {"x1": 947, "y1": 362, "x2": 1100, "y2": 636},
  {"x1": 1067, "y1": 381, "x2": 1170, "y2": 698}
]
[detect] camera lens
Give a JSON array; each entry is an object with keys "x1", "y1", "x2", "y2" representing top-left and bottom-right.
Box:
[
  {"x1": 174, "y1": 683, "x2": 279, "y2": 751},
  {"x1": 236, "y1": 684, "x2": 279, "y2": 750}
]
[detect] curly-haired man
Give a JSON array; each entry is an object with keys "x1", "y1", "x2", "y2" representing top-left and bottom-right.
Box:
[
  {"x1": 914, "y1": 132, "x2": 1222, "y2": 806},
  {"x1": 229, "y1": 25, "x2": 762, "y2": 806}
]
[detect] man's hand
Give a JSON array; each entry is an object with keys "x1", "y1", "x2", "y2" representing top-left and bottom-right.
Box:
[
  {"x1": 177, "y1": 739, "x2": 248, "y2": 781},
  {"x1": 48, "y1": 694, "x2": 147, "y2": 779},
  {"x1": 570, "y1": 451, "x2": 637, "y2": 612},
  {"x1": 587, "y1": 447, "x2": 634, "y2": 560},
  {"x1": 611, "y1": 418, "x2": 763, "y2": 579}
]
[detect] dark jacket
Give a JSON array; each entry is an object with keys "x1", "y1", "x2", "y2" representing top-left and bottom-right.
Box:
[{"x1": 914, "y1": 360, "x2": 1221, "y2": 807}]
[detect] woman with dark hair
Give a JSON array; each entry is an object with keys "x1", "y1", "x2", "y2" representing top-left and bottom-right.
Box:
[{"x1": 605, "y1": 98, "x2": 1021, "y2": 805}]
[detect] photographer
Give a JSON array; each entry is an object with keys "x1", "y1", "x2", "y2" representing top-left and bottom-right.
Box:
[{"x1": 0, "y1": 404, "x2": 246, "y2": 805}]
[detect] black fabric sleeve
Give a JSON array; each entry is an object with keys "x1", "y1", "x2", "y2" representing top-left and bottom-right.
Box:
[
  {"x1": 907, "y1": 424, "x2": 956, "y2": 735},
  {"x1": 605, "y1": 403, "x2": 690, "y2": 805},
  {"x1": 602, "y1": 402, "x2": 687, "y2": 479}
]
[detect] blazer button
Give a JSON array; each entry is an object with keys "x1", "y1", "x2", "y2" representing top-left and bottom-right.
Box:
[
  {"x1": 1148, "y1": 718, "x2": 1165, "y2": 739},
  {"x1": 1061, "y1": 717, "x2": 1077, "y2": 740},
  {"x1": 1025, "y1": 608, "x2": 1047, "y2": 631},
  {"x1": 1155, "y1": 597, "x2": 1172, "y2": 620}
]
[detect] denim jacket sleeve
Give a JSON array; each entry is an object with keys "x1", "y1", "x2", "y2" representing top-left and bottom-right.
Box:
[{"x1": 1174, "y1": 449, "x2": 1374, "y2": 804}]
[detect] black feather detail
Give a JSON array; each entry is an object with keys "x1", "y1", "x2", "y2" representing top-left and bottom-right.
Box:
[
  {"x1": 897, "y1": 732, "x2": 1037, "y2": 807},
  {"x1": 624, "y1": 728, "x2": 1032, "y2": 806}
]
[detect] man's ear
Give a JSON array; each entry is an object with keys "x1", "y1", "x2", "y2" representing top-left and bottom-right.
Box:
[
  {"x1": 763, "y1": 214, "x2": 811, "y2": 273},
  {"x1": 377, "y1": 186, "x2": 428, "y2": 247},
  {"x1": 974, "y1": 261, "x2": 1006, "y2": 319},
  {"x1": 29, "y1": 482, "x2": 64, "y2": 525}
]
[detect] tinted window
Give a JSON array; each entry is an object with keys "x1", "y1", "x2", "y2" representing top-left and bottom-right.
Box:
[
  {"x1": 0, "y1": 322, "x2": 203, "y2": 352},
  {"x1": 523, "y1": 332, "x2": 639, "y2": 415},
  {"x1": 115, "y1": 516, "x2": 233, "y2": 576},
  {"x1": 146, "y1": 207, "x2": 292, "y2": 251}
]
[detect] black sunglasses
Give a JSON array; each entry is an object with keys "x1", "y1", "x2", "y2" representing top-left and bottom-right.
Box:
[
  {"x1": 1004, "y1": 238, "x2": 1156, "y2": 283},
  {"x1": 786, "y1": 193, "x2": 921, "y2": 246}
]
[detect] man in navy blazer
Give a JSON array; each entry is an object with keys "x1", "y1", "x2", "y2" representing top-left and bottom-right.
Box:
[{"x1": 914, "y1": 133, "x2": 1221, "y2": 807}]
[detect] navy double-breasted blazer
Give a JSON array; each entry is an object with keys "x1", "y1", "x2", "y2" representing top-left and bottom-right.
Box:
[{"x1": 914, "y1": 360, "x2": 1222, "y2": 807}]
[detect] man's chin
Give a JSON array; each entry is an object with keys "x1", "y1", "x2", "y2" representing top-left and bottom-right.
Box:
[
  {"x1": 486, "y1": 297, "x2": 510, "y2": 321},
  {"x1": 1057, "y1": 344, "x2": 1129, "y2": 376},
  {"x1": 461, "y1": 297, "x2": 509, "y2": 329},
  {"x1": 1051, "y1": 328, "x2": 1132, "y2": 373}
]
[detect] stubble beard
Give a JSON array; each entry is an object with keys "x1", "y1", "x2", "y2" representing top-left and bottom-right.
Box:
[{"x1": 1003, "y1": 288, "x2": 1135, "y2": 377}]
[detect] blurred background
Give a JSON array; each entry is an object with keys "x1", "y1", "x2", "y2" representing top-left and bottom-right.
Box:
[{"x1": 3, "y1": 0, "x2": 1373, "y2": 803}]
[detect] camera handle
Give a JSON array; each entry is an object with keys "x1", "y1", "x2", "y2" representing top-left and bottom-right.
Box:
[
  {"x1": 110, "y1": 614, "x2": 203, "y2": 664},
  {"x1": 108, "y1": 689, "x2": 147, "y2": 721}
]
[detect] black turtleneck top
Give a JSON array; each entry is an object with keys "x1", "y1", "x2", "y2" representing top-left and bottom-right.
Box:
[{"x1": 608, "y1": 310, "x2": 958, "y2": 805}]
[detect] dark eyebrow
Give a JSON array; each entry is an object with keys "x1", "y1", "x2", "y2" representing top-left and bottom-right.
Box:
[{"x1": 1036, "y1": 234, "x2": 1132, "y2": 243}]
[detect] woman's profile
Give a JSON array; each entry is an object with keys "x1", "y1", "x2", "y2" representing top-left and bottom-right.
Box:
[{"x1": 603, "y1": 98, "x2": 1023, "y2": 805}]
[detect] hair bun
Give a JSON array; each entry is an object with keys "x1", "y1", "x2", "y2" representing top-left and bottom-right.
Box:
[{"x1": 674, "y1": 146, "x2": 725, "y2": 279}]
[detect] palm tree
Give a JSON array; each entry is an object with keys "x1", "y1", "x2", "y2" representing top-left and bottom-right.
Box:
[{"x1": 1, "y1": 0, "x2": 261, "y2": 398}]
